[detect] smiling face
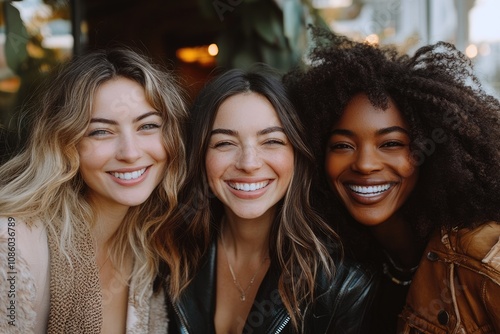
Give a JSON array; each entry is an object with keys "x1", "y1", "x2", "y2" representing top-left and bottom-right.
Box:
[
  {"x1": 77, "y1": 77, "x2": 167, "y2": 211},
  {"x1": 325, "y1": 93, "x2": 418, "y2": 226},
  {"x1": 205, "y1": 92, "x2": 294, "y2": 222}
]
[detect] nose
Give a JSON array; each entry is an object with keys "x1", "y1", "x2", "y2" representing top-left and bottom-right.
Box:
[
  {"x1": 351, "y1": 146, "x2": 383, "y2": 174},
  {"x1": 116, "y1": 133, "x2": 142, "y2": 162},
  {"x1": 235, "y1": 145, "x2": 262, "y2": 172}
]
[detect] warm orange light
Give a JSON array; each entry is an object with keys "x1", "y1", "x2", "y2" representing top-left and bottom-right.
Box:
[
  {"x1": 208, "y1": 44, "x2": 219, "y2": 56},
  {"x1": 465, "y1": 44, "x2": 478, "y2": 58},
  {"x1": 365, "y1": 34, "x2": 379, "y2": 45},
  {"x1": 176, "y1": 48, "x2": 199, "y2": 63},
  {"x1": 176, "y1": 45, "x2": 217, "y2": 66}
]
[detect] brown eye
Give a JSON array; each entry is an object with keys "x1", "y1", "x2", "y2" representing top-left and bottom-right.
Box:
[
  {"x1": 381, "y1": 141, "x2": 405, "y2": 148},
  {"x1": 329, "y1": 143, "x2": 353, "y2": 151}
]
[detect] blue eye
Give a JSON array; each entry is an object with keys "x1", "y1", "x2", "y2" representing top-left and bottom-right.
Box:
[
  {"x1": 140, "y1": 123, "x2": 161, "y2": 130},
  {"x1": 88, "y1": 129, "x2": 110, "y2": 137}
]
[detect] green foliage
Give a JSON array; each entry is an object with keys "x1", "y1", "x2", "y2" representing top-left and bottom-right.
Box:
[
  {"x1": 200, "y1": 0, "x2": 327, "y2": 71},
  {"x1": 4, "y1": 3, "x2": 29, "y2": 73}
]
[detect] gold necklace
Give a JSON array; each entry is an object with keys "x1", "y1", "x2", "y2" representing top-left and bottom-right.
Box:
[
  {"x1": 98, "y1": 254, "x2": 110, "y2": 273},
  {"x1": 220, "y1": 232, "x2": 269, "y2": 302}
]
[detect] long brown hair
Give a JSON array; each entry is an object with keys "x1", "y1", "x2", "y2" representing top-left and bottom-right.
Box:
[{"x1": 155, "y1": 66, "x2": 340, "y2": 329}]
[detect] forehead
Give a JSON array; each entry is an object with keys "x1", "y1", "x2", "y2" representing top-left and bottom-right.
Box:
[
  {"x1": 213, "y1": 92, "x2": 282, "y2": 128},
  {"x1": 92, "y1": 77, "x2": 151, "y2": 117},
  {"x1": 334, "y1": 93, "x2": 408, "y2": 130}
]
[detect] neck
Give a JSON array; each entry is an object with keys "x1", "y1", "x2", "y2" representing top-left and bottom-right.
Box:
[
  {"x1": 221, "y1": 211, "x2": 273, "y2": 259},
  {"x1": 91, "y1": 205, "x2": 129, "y2": 251},
  {"x1": 369, "y1": 213, "x2": 421, "y2": 268}
]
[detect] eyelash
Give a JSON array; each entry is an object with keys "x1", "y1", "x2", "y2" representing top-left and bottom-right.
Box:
[
  {"x1": 88, "y1": 129, "x2": 109, "y2": 137},
  {"x1": 211, "y1": 139, "x2": 285, "y2": 148},
  {"x1": 329, "y1": 143, "x2": 353, "y2": 150},
  {"x1": 87, "y1": 123, "x2": 161, "y2": 137},
  {"x1": 264, "y1": 139, "x2": 285, "y2": 145},
  {"x1": 381, "y1": 141, "x2": 405, "y2": 148},
  {"x1": 212, "y1": 141, "x2": 233, "y2": 148},
  {"x1": 140, "y1": 123, "x2": 161, "y2": 130}
]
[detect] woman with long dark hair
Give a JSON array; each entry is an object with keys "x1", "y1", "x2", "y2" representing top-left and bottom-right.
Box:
[{"x1": 156, "y1": 67, "x2": 378, "y2": 333}]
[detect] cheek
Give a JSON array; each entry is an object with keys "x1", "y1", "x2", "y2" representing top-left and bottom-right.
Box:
[
  {"x1": 205, "y1": 153, "x2": 225, "y2": 188},
  {"x1": 324, "y1": 154, "x2": 344, "y2": 184},
  {"x1": 77, "y1": 141, "x2": 105, "y2": 173},
  {"x1": 273, "y1": 150, "x2": 294, "y2": 179},
  {"x1": 397, "y1": 153, "x2": 418, "y2": 179},
  {"x1": 77, "y1": 140, "x2": 95, "y2": 161},
  {"x1": 147, "y1": 135, "x2": 168, "y2": 162}
]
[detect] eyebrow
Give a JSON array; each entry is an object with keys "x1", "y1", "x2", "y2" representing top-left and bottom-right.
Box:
[
  {"x1": 210, "y1": 126, "x2": 285, "y2": 136},
  {"x1": 329, "y1": 126, "x2": 409, "y2": 137},
  {"x1": 90, "y1": 111, "x2": 161, "y2": 125}
]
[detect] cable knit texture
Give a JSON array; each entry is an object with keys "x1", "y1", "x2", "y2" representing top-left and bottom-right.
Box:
[{"x1": 46, "y1": 222, "x2": 103, "y2": 333}]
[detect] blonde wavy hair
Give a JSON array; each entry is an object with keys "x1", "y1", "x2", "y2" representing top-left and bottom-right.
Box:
[{"x1": 0, "y1": 48, "x2": 188, "y2": 300}]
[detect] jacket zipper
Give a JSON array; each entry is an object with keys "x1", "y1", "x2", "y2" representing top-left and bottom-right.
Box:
[
  {"x1": 274, "y1": 315, "x2": 290, "y2": 334},
  {"x1": 171, "y1": 301, "x2": 190, "y2": 334}
]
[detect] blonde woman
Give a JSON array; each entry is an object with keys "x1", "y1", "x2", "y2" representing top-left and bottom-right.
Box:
[{"x1": 0, "y1": 48, "x2": 187, "y2": 333}]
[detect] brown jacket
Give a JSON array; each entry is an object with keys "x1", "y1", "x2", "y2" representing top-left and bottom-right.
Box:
[{"x1": 398, "y1": 222, "x2": 500, "y2": 334}]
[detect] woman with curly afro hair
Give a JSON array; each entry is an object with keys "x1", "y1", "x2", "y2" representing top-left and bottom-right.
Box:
[{"x1": 284, "y1": 27, "x2": 500, "y2": 334}]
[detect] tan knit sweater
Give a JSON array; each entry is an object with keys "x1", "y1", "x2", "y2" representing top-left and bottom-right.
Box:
[{"x1": 0, "y1": 217, "x2": 168, "y2": 333}]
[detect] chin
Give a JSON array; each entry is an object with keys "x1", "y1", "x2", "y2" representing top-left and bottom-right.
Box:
[
  {"x1": 351, "y1": 213, "x2": 390, "y2": 227},
  {"x1": 233, "y1": 210, "x2": 267, "y2": 220},
  {"x1": 118, "y1": 195, "x2": 152, "y2": 207}
]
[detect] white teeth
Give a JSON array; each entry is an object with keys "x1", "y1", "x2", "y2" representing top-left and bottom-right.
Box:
[
  {"x1": 348, "y1": 184, "x2": 392, "y2": 197},
  {"x1": 229, "y1": 181, "x2": 269, "y2": 192},
  {"x1": 111, "y1": 168, "x2": 146, "y2": 180}
]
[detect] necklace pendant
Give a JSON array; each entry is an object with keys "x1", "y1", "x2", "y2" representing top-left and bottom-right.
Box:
[{"x1": 240, "y1": 295, "x2": 246, "y2": 302}]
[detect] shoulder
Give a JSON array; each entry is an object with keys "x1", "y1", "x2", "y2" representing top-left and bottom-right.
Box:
[
  {"x1": 317, "y1": 257, "x2": 379, "y2": 304},
  {"x1": 0, "y1": 216, "x2": 49, "y2": 262},
  {"x1": 0, "y1": 216, "x2": 50, "y2": 333},
  {"x1": 455, "y1": 222, "x2": 500, "y2": 264},
  {"x1": 0, "y1": 215, "x2": 50, "y2": 273},
  {"x1": 0, "y1": 216, "x2": 17, "y2": 235},
  {"x1": 308, "y1": 258, "x2": 380, "y2": 333},
  {"x1": 334, "y1": 258, "x2": 380, "y2": 293}
]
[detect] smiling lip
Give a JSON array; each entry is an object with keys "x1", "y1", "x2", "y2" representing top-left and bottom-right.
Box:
[
  {"x1": 345, "y1": 182, "x2": 395, "y2": 204},
  {"x1": 108, "y1": 166, "x2": 149, "y2": 185},
  {"x1": 228, "y1": 180, "x2": 270, "y2": 192},
  {"x1": 226, "y1": 179, "x2": 272, "y2": 199}
]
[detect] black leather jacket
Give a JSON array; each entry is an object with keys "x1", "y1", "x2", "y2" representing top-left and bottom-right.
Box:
[{"x1": 167, "y1": 239, "x2": 379, "y2": 334}]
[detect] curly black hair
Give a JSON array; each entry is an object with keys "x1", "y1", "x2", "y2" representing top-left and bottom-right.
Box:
[{"x1": 284, "y1": 27, "x2": 500, "y2": 245}]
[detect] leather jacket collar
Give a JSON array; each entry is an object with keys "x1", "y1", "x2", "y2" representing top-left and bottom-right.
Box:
[
  {"x1": 170, "y1": 240, "x2": 290, "y2": 334},
  {"x1": 168, "y1": 238, "x2": 378, "y2": 334}
]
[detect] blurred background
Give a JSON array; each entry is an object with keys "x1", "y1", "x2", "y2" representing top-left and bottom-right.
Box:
[{"x1": 1, "y1": 0, "x2": 499, "y2": 158}]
